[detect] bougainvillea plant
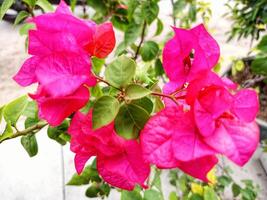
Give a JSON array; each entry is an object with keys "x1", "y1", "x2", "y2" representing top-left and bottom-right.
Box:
[{"x1": 0, "y1": 0, "x2": 261, "y2": 199}]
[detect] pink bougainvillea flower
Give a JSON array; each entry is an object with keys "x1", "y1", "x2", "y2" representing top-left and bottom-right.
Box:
[
  {"x1": 140, "y1": 106, "x2": 218, "y2": 182},
  {"x1": 29, "y1": 0, "x2": 115, "y2": 58},
  {"x1": 29, "y1": 85, "x2": 89, "y2": 126},
  {"x1": 194, "y1": 85, "x2": 259, "y2": 166},
  {"x1": 68, "y1": 111, "x2": 150, "y2": 190},
  {"x1": 163, "y1": 24, "x2": 220, "y2": 87}
]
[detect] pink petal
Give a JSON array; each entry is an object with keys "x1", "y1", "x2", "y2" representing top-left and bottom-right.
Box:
[
  {"x1": 140, "y1": 106, "x2": 180, "y2": 168},
  {"x1": 28, "y1": 30, "x2": 82, "y2": 55},
  {"x1": 74, "y1": 153, "x2": 92, "y2": 174},
  {"x1": 178, "y1": 155, "x2": 218, "y2": 182},
  {"x1": 13, "y1": 56, "x2": 39, "y2": 86},
  {"x1": 204, "y1": 119, "x2": 259, "y2": 166},
  {"x1": 31, "y1": 86, "x2": 89, "y2": 126},
  {"x1": 86, "y1": 23, "x2": 116, "y2": 58},
  {"x1": 232, "y1": 89, "x2": 259, "y2": 122},
  {"x1": 35, "y1": 53, "x2": 95, "y2": 97},
  {"x1": 56, "y1": 0, "x2": 72, "y2": 14},
  {"x1": 97, "y1": 140, "x2": 150, "y2": 190}
]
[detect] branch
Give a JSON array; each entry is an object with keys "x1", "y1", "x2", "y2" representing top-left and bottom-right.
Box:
[
  {"x1": 134, "y1": 21, "x2": 147, "y2": 60},
  {"x1": 151, "y1": 92, "x2": 179, "y2": 105},
  {"x1": 95, "y1": 75, "x2": 122, "y2": 91},
  {"x1": 0, "y1": 121, "x2": 48, "y2": 143}
]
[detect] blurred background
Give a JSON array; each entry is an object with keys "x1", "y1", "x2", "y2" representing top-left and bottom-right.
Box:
[{"x1": 0, "y1": 0, "x2": 267, "y2": 199}]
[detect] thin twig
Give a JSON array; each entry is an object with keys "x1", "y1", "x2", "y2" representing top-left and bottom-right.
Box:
[
  {"x1": 95, "y1": 75, "x2": 122, "y2": 91},
  {"x1": 0, "y1": 121, "x2": 48, "y2": 143},
  {"x1": 134, "y1": 21, "x2": 147, "y2": 60},
  {"x1": 151, "y1": 92, "x2": 179, "y2": 105}
]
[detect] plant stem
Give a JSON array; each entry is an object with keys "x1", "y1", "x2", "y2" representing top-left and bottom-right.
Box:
[
  {"x1": 134, "y1": 21, "x2": 147, "y2": 60},
  {"x1": 95, "y1": 75, "x2": 122, "y2": 91},
  {"x1": 170, "y1": 0, "x2": 177, "y2": 26},
  {"x1": 0, "y1": 121, "x2": 48, "y2": 143},
  {"x1": 151, "y1": 92, "x2": 179, "y2": 105}
]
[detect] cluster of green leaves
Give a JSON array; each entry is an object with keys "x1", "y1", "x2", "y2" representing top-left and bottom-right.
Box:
[
  {"x1": 225, "y1": 0, "x2": 267, "y2": 41},
  {"x1": 0, "y1": 96, "x2": 42, "y2": 156},
  {"x1": 167, "y1": 167, "x2": 259, "y2": 200},
  {"x1": 90, "y1": 55, "x2": 164, "y2": 140},
  {"x1": 67, "y1": 158, "x2": 111, "y2": 199}
]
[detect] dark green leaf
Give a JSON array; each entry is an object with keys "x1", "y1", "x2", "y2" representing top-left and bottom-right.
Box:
[
  {"x1": 36, "y1": 0, "x2": 54, "y2": 12},
  {"x1": 232, "y1": 183, "x2": 241, "y2": 197},
  {"x1": 257, "y1": 35, "x2": 267, "y2": 52},
  {"x1": 121, "y1": 189, "x2": 142, "y2": 200},
  {"x1": 218, "y1": 175, "x2": 232, "y2": 187},
  {"x1": 14, "y1": 11, "x2": 29, "y2": 25},
  {"x1": 132, "y1": 97, "x2": 153, "y2": 114},
  {"x1": 155, "y1": 18, "x2": 163, "y2": 36},
  {"x1": 21, "y1": 134, "x2": 38, "y2": 157},
  {"x1": 0, "y1": 0, "x2": 15, "y2": 20},
  {"x1": 124, "y1": 21, "x2": 142, "y2": 46},
  {"x1": 92, "y1": 96, "x2": 120, "y2": 130},
  {"x1": 25, "y1": 117, "x2": 39, "y2": 129},
  {"x1": 155, "y1": 58, "x2": 164, "y2": 76},
  {"x1": 22, "y1": 0, "x2": 36, "y2": 7},
  {"x1": 141, "y1": 41, "x2": 159, "y2": 61},
  {"x1": 115, "y1": 104, "x2": 150, "y2": 139},
  {"x1": 99, "y1": 183, "x2": 111, "y2": 196},
  {"x1": 125, "y1": 84, "x2": 151, "y2": 100},
  {"x1": 190, "y1": 194, "x2": 203, "y2": 200},
  {"x1": 85, "y1": 185, "x2": 100, "y2": 198},
  {"x1": 142, "y1": 0, "x2": 159, "y2": 24},
  {"x1": 105, "y1": 55, "x2": 136, "y2": 88},
  {"x1": 47, "y1": 120, "x2": 69, "y2": 145},
  {"x1": 251, "y1": 57, "x2": 267, "y2": 75},
  {"x1": 3, "y1": 95, "x2": 28, "y2": 126}
]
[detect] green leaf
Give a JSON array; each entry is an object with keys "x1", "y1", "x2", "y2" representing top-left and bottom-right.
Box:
[
  {"x1": 121, "y1": 190, "x2": 142, "y2": 200},
  {"x1": 92, "y1": 96, "x2": 120, "y2": 130},
  {"x1": 169, "y1": 191, "x2": 178, "y2": 200},
  {"x1": 155, "y1": 18, "x2": 163, "y2": 36},
  {"x1": 19, "y1": 23, "x2": 35, "y2": 36},
  {"x1": 25, "y1": 117, "x2": 39, "y2": 129},
  {"x1": 90, "y1": 85, "x2": 103, "y2": 98},
  {"x1": 218, "y1": 175, "x2": 232, "y2": 187},
  {"x1": 0, "y1": 0, "x2": 15, "y2": 20},
  {"x1": 124, "y1": 21, "x2": 142, "y2": 46},
  {"x1": 141, "y1": 41, "x2": 159, "y2": 61},
  {"x1": 91, "y1": 56, "x2": 105, "y2": 75},
  {"x1": 251, "y1": 57, "x2": 267, "y2": 75},
  {"x1": 155, "y1": 58, "x2": 164, "y2": 76},
  {"x1": 3, "y1": 95, "x2": 28, "y2": 126},
  {"x1": 125, "y1": 84, "x2": 151, "y2": 100},
  {"x1": 203, "y1": 186, "x2": 219, "y2": 200},
  {"x1": 151, "y1": 169, "x2": 162, "y2": 192},
  {"x1": 232, "y1": 183, "x2": 241, "y2": 197},
  {"x1": 115, "y1": 104, "x2": 150, "y2": 139},
  {"x1": 36, "y1": 0, "x2": 54, "y2": 12},
  {"x1": 257, "y1": 35, "x2": 267, "y2": 52},
  {"x1": 142, "y1": 0, "x2": 159, "y2": 24},
  {"x1": 0, "y1": 122, "x2": 13, "y2": 143},
  {"x1": 132, "y1": 97, "x2": 153, "y2": 114},
  {"x1": 22, "y1": 0, "x2": 36, "y2": 7},
  {"x1": 14, "y1": 11, "x2": 29, "y2": 25},
  {"x1": 21, "y1": 134, "x2": 38, "y2": 157},
  {"x1": 23, "y1": 101, "x2": 38, "y2": 119},
  {"x1": 144, "y1": 189, "x2": 161, "y2": 200},
  {"x1": 105, "y1": 55, "x2": 136, "y2": 88},
  {"x1": 67, "y1": 165, "x2": 101, "y2": 185},
  {"x1": 190, "y1": 194, "x2": 203, "y2": 200},
  {"x1": 0, "y1": 106, "x2": 4, "y2": 124},
  {"x1": 47, "y1": 120, "x2": 69, "y2": 145},
  {"x1": 154, "y1": 97, "x2": 164, "y2": 112},
  {"x1": 85, "y1": 185, "x2": 100, "y2": 198},
  {"x1": 70, "y1": 0, "x2": 77, "y2": 12}
]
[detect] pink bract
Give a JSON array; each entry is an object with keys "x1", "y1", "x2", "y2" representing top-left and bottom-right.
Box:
[
  {"x1": 68, "y1": 111, "x2": 150, "y2": 190},
  {"x1": 162, "y1": 24, "x2": 220, "y2": 87}
]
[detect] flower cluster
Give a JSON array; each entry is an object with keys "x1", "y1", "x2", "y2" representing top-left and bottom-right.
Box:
[
  {"x1": 13, "y1": 1, "x2": 259, "y2": 192},
  {"x1": 13, "y1": 0, "x2": 115, "y2": 126},
  {"x1": 141, "y1": 24, "x2": 259, "y2": 182}
]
